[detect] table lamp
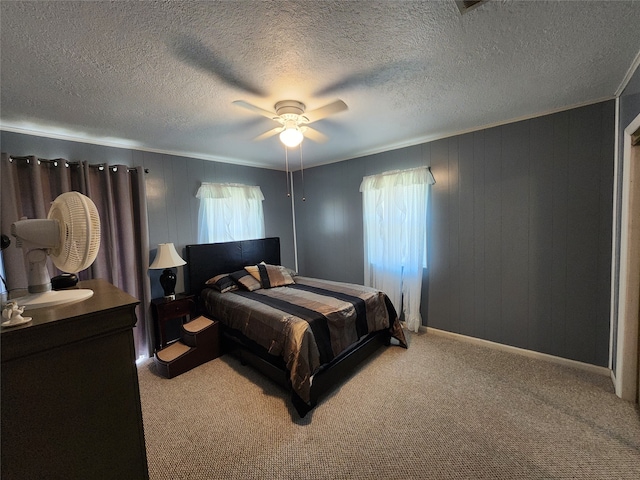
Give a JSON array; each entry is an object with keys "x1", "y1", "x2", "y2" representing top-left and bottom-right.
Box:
[{"x1": 149, "y1": 243, "x2": 186, "y2": 300}]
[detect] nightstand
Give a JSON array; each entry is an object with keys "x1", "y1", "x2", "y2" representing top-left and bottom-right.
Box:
[{"x1": 151, "y1": 294, "x2": 196, "y2": 350}]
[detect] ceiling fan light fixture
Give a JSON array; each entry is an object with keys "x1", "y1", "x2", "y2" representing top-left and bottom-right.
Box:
[
  {"x1": 280, "y1": 126, "x2": 304, "y2": 148},
  {"x1": 234, "y1": 98, "x2": 347, "y2": 149}
]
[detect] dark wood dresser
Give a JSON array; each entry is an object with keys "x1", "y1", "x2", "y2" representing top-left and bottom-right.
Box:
[{"x1": 1, "y1": 279, "x2": 149, "y2": 480}]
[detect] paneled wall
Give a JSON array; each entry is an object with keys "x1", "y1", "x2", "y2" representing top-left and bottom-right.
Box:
[
  {"x1": 429, "y1": 103, "x2": 614, "y2": 367},
  {"x1": 1, "y1": 99, "x2": 617, "y2": 367},
  {"x1": 295, "y1": 101, "x2": 615, "y2": 367},
  {"x1": 139, "y1": 151, "x2": 294, "y2": 297},
  {"x1": 0, "y1": 131, "x2": 295, "y2": 298},
  {"x1": 294, "y1": 144, "x2": 424, "y2": 285}
]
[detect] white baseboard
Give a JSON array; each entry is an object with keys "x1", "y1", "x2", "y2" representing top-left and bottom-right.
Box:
[{"x1": 424, "y1": 327, "x2": 611, "y2": 377}]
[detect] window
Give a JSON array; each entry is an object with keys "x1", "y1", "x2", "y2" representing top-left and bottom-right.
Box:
[
  {"x1": 360, "y1": 167, "x2": 433, "y2": 332},
  {"x1": 196, "y1": 183, "x2": 265, "y2": 243}
]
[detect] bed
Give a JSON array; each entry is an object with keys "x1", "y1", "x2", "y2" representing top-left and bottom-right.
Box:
[{"x1": 186, "y1": 237, "x2": 407, "y2": 416}]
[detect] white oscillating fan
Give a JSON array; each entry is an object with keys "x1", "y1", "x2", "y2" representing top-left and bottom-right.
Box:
[{"x1": 10, "y1": 191, "x2": 101, "y2": 309}]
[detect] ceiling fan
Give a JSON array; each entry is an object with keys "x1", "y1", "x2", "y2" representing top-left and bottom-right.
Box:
[{"x1": 233, "y1": 99, "x2": 348, "y2": 148}]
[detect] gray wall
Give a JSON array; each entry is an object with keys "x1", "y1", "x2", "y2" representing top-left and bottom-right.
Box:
[
  {"x1": 295, "y1": 101, "x2": 615, "y2": 367},
  {"x1": 140, "y1": 151, "x2": 294, "y2": 297},
  {"x1": 1, "y1": 99, "x2": 618, "y2": 367},
  {"x1": 0, "y1": 131, "x2": 295, "y2": 299},
  {"x1": 293, "y1": 144, "x2": 424, "y2": 284}
]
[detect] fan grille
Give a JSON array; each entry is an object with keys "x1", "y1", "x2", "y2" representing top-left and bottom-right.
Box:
[{"x1": 48, "y1": 192, "x2": 101, "y2": 273}]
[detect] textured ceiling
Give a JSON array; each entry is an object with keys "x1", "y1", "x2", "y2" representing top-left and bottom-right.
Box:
[{"x1": 1, "y1": 1, "x2": 640, "y2": 170}]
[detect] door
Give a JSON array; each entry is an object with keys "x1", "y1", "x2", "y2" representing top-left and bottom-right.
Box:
[{"x1": 615, "y1": 113, "x2": 640, "y2": 403}]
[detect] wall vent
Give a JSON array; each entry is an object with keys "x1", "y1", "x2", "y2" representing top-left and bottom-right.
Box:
[{"x1": 455, "y1": 0, "x2": 488, "y2": 14}]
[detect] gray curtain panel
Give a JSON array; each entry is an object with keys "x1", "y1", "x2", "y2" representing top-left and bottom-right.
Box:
[{"x1": 0, "y1": 153, "x2": 152, "y2": 358}]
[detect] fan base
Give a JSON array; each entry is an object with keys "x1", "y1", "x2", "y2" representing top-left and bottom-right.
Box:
[{"x1": 11, "y1": 289, "x2": 94, "y2": 310}]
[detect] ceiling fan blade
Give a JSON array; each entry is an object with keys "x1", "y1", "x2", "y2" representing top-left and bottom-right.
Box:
[
  {"x1": 253, "y1": 127, "x2": 283, "y2": 141},
  {"x1": 314, "y1": 60, "x2": 424, "y2": 96},
  {"x1": 303, "y1": 100, "x2": 348, "y2": 124},
  {"x1": 172, "y1": 35, "x2": 266, "y2": 96},
  {"x1": 233, "y1": 100, "x2": 278, "y2": 120},
  {"x1": 301, "y1": 126, "x2": 328, "y2": 143}
]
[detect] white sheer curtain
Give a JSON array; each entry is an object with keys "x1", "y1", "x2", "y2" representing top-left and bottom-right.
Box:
[
  {"x1": 196, "y1": 183, "x2": 265, "y2": 243},
  {"x1": 360, "y1": 166, "x2": 433, "y2": 332}
]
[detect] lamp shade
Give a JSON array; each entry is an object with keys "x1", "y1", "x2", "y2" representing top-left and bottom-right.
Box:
[{"x1": 149, "y1": 243, "x2": 186, "y2": 269}]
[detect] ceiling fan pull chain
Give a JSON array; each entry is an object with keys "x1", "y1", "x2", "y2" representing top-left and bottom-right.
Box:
[
  {"x1": 285, "y1": 146, "x2": 291, "y2": 198},
  {"x1": 299, "y1": 144, "x2": 305, "y2": 202}
]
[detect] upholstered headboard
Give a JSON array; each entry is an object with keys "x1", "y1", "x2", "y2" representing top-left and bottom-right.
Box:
[{"x1": 185, "y1": 237, "x2": 281, "y2": 299}]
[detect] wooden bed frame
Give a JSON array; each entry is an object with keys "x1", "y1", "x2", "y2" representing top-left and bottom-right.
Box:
[{"x1": 185, "y1": 237, "x2": 390, "y2": 416}]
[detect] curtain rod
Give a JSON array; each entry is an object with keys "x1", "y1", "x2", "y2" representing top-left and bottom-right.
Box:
[
  {"x1": 369, "y1": 165, "x2": 429, "y2": 177},
  {"x1": 8, "y1": 155, "x2": 149, "y2": 173}
]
